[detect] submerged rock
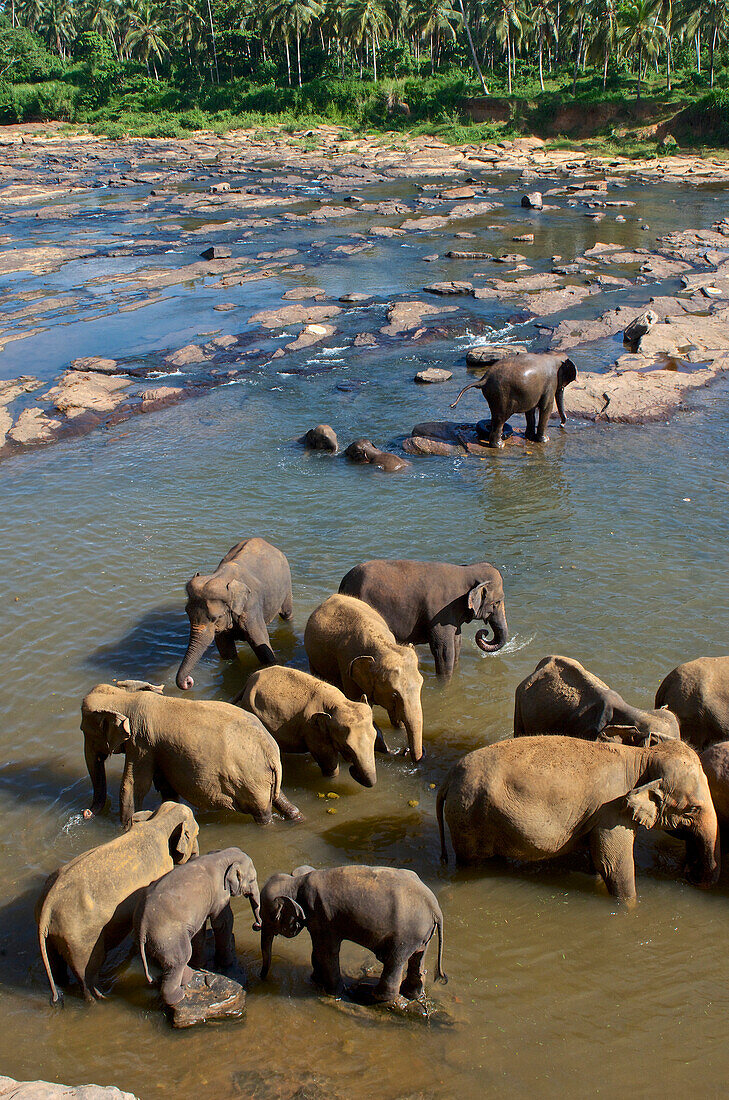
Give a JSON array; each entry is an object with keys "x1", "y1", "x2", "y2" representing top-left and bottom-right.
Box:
[
  {"x1": 71, "y1": 356, "x2": 118, "y2": 374},
  {"x1": 403, "y1": 420, "x2": 522, "y2": 455},
  {"x1": 380, "y1": 300, "x2": 458, "y2": 336},
  {"x1": 169, "y1": 969, "x2": 246, "y2": 1029},
  {"x1": 200, "y1": 245, "x2": 231, "y2": 259},
  {"x1": 414, "y1": 368, "x2": 452, "y2": 384},
  {"x1": 423, "y1": 281, "x2": 474, "y2": 296}
]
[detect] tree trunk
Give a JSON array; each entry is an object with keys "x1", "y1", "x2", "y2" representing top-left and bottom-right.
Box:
[
  {"x1": 637, "y1": 42, "x2": 642, "y2": 101},
  {"x1": 603, "y1": 46, "x2": 608, "y2": 89},
  {"x1": 296, "y1": 21, "x2": 302, "y2": 87},
  {"x1": 572, "y1": 14, "x2": 583, "y2": 95},
  {"x1": 373, "y1": 34, "x2": 377, "y2": 81},
  {"x1": 538, "y1": 37, "x2": 544, "y2": 90},
  {"x1": 285, "y1": 36, "x2": 291, "y2": 84},
  {"x1": 205, "y1": 0, "x2": 220, "y2": 83},
  {"x1": 710, "y1": 25, "x2": 717, "y2": 87},
  {"x1": 456, "y1": 0, "x2": 489, "y2": 94},
  {"x1": 507, "y1": 23, "x2": 512, "y2": 94},
  {"x1": 696, "y1": 30, "x2": 700, "y2": 74}
]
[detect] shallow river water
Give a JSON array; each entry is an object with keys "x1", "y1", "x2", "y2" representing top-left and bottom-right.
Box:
[{"x1": 0, "y1": 147, "x2": 729, "y2": 1099}]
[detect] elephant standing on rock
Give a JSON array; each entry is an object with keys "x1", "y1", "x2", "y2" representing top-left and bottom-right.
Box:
[
  {"x1": 81, "y1": 681, "x2": 302, "y2": 826},
  {"x1": 176, "y1": 537, "x2": 293, "y2": 690},
  {"x1": 236, "y1": 666, "x2": 379, "y2": 786},
  {"x1": 37, "y1": 802, "x2": 199, "y2": 1004},
  {"x1": 450, "y1": 352, "x2": 578, "y2": 448},
  {"x1": 259, "y1": 865, "x2": 447, "y2": 1003},
  {"x1": 339, "y1": 558, "x2": 508, "y2": 681},
  {"x1": 304, "y1": 594, "x2": 424, "y2": 762},
  {"x1": 655, "y1": 656, "x2": 729, "y2": 749},
  {"x1": 135, "y1": 847, "x2": 260, "y2": 1006},
  {"x1": 437, "y1": 737, "x2": 719, "y2": 902},
  {"x1": 515, "y1": 655, "x2": 680, "y2": 745}
]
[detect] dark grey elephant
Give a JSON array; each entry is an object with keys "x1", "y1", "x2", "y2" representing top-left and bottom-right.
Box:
[
  {"x1": 259, "y1": 864, "x2": 446, "y2": 1002},
  {"x1": 450, "y1": 351, "x2": 577, "y2": 447},
  {"x1": 339, "y1": 558, "x2": 508, "y2": 680},
  {"x1": 135, "y1": 847, "x2": 260, "y2": 1006},
  {"x1": 176, "y1": 536, "x2": 293, "y2": 689}
]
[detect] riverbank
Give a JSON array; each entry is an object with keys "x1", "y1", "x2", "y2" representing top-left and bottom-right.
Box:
[{"x1": 1, "y1": 125, "x2": 728, "y2": 461}]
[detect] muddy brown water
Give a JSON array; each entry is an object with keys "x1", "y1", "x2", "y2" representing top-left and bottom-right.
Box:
[{"x1": 0, "y1": 154, "x2": 728, "y2": 1099}]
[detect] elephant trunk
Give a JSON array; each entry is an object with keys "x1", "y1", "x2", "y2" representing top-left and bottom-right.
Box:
[
  {"x1": 397, "y1": 693, "x2": 423, "y2": 764},
  {"x1": 348, "y1": 747, "x2": 377, "y2": 788},
  {"x1": 475, "y1": 601, "x2": 509, "y2": 654},
  {"x1": 176, "y1": 623, "x2": 215, "y2": 690},
  {"x1": 556, "y1": 386, "x2": 567, "y2": 424},
  {"x1": 685, "y1": 803, "x2": 720, "y2": 888},
  {"x1": 85, "y1": 743, "x2": 107, "y2": 816},
  {"x1": 249, "y1": 882, "x2": 262, "y2": 931},
  {"x1": 260, "y1": 925, "x2": 274, "y2": 979},
  {"x1": 449, "y1": 380, "x2": 483, "y2": 409}
]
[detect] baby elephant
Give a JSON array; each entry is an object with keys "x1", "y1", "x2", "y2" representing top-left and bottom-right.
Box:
[
  {"x1": 345, "y1": 439, "x2": 410, "y2": 472},
  {"x1": 135, "y1": 847, "x2": 260, "y2": 1006},
  {"x1": 260, "y1": 864, "x2": 446, "y2": 1003},
  {"x1": 450, "y1": 351, "x2": 577, "y2": 447}
]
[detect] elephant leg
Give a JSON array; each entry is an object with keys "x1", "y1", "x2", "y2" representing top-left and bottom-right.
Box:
[
  {"x1": 311, "y1": 744, "x2": 340, "y2": 778},
  {"x1": 589, "y1": 824, "x2": 638, "y2": 905},
  {"x1": 211, "y1": 904, "x2": 236, "y2": 969},
  {"x1": 373, "y1": 949, "x2": 409, "y2": 1003},
  {"x1": 190, "y1": 926, "x2": 208, "y2": 969},
  {"x1": 79, "y1": 938, "x2": 107, "y2": 1002},
  {"x1": 279, "y1": 590, "x2": 293, "y2": 621},
  {"x1": 524, "y1": 407, "x2": 538, "y2": 440},
  {"x1": 119, "y1": 753, "x2": 154, "y2": 830},
  {"x1": 488, "y1": 416, "x2": 507, "y2": 449},
  {"x1": 535, "y1": 397, "x2": 553, "y2": 443},
  {"x1": 215, "y1": 631, "x2": 238, "y2": 661},
  {"x1": 400, "y1": 949, "x2": 426, "y2": 1000},
  {"x1": 273, "y1": 792, "x2": 304, "y2": 821},
  {"x1": 374, "y1": 727, "x2": 390, "y2": 754},
  {"x1": 310, "y1": 937, "x2": 342, "y2": 996},
  {"x1": 160, "y1": 959, "x2": 194, "y2": 1007},
  {"x1": 245, "y1": 615, "x2": 277, "y2": 666},
  {"x1": 153, "y1": 769, "x2": 178, "y2": 801},
  {"x1": 46, "y1": 941, "x2": 69, "y2": 990},
  {"x1": 429, "y1": 626, "x2": 457, "y2": 682}
]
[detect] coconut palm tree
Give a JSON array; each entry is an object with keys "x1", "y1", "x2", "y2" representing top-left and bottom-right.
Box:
[
  {"x1": 483, "y1": 0, "x2": 529, "y2": 94},
  {"x1": 342, "y1": 0, "x2": 391, "y2": 80},
  {"x1": 701, "y1": 0, "x2": 729, "y2": 86},
  {"x1": 38, "y1": 0, "x2": 76, "y2": 56},
  {"x1": 619, "y1": 0, "x2": 664, "y2": 100},
  {"x1": 409, "y1": 0, "x2": 461, "y2": 73},
  {"x1": 124, "y1": 0, "x2": 170, "y2": 77},
  {"x1": 15, "y1": 0, "x2": 45, "y2": 31},
  {"x1": 586, "y1": 0, "x2": 618, "y2": 88},
  {"x1": 172, "y1": 0, "x2": 205, "y2": 70},
  {"x1": 269, "y1": 0, "x2": 323, "y2": 86},
  {"x1": 528, "y1": 0, "x2": 557, "y2": 89}
]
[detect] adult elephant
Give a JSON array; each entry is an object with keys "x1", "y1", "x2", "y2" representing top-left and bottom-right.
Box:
[
  {"x1": 339, "y1": 559, "x2": 508, "y2": 681},
  {"x1": 176, "y1": 537, "x2": 292, "y2": 690},
  {"x1": 515, "y1": 655, "x2": 680, "y2": 745},
  {"x1": 655, "y1": 656, "x2": 729, "y2": 749},
  {"x1": 437, "y1": 736, "x2": 719, "y2": 903},
  {"x1": 450, "y1": 351, "x2": 577, "y2": 448}
]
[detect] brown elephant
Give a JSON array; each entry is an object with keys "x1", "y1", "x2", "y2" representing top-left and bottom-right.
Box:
[
  {"x1": 450, "y1": 351, "x2": 577, "y2": 448},
  {"x1": 655, "y1": 656, "x2": 729, "y2": 749},
  {"x1": 304, "y1": 594, "x2": 424, "y2": 762},
  {"x1": 699, "y1": 743, "x2": 729, "y2": 824},
  {"x1": 339, "y1": 558, "x2": 508, "y2": 681},
  {"x1": 514, "y1": 655, "x2": 680, "y2": 745},
  {"x1": 176, "y1": 537, "x2": 293, "y2": 690},
  {"x1": 81, "y1": 681, "x2": 302, "y2": 827},
  {"x1": 437, "y1": 737, "x2": 719, "y2": 903},
  {"x1": 344, "y1": 439, "x2": 410, "y2": 472},
  {"x1": 36, "y1": 801, "x2": 199, "y2": 1004},
  {"x1": 236, "y1": 666, "x2": 378, "y2": 786}
]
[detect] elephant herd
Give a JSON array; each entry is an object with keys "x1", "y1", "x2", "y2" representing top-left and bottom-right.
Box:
[{"x1": 34, "y1": 533, "x2": 729, "y2": 1017}]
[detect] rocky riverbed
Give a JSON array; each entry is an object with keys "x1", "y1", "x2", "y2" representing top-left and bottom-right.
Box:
[{"x1": 0, "y1": 123, "x2": 728, "y2": 460}]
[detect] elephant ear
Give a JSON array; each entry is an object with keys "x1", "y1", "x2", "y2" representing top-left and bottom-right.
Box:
[
  {"x1": 599, "y1": 724, "x2": 649, "y2": 747},
  {"x1": 225, "y1": 863, "x2": 244, "y2": 897},
  {"x1": 467, "y1": 582, "x2": 495, "y2": 619},
  {"x1": 115, "y1": 680, "x2": 164, "y2": 694},
  {"x1": 624, "y1": 779, "x2": 665, "y2": 829},
  {"x1": 227, "y1": 578, "x2": 252, "y2": 617},
  {"x1": 559, "y1": 358, "x2": 577, "y2": 386},
  {"x1": 349, "y1": 655, "x2": 376, "y2": 691},
  {"x1": 97, "y1": 710, "x2": 131, "y2": 753},
  {"x1": 272, "y1": 896, "x2": 306, "y2": 938},
  {"x1": 174, "y1": 821, "x2": 197, "y2": 861}
]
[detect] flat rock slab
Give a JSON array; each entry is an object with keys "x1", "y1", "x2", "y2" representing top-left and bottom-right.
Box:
[
  {"x1": 403, "y1": 420, "x2": 526, "y2": 455},
  {"x1": 0, "y1": 1080, "x2": 137, "y2": 1100},
  {"x1": 414, "y1": 368, "x2": 453, "y2": 383},
  {"x1": 466, "y1": 344, "x2": 527, "y2": 366},
  {"x1": 320, "y1": 990, "x2": 457, "y2": 1028},
  {"x1": 200, "y1": 246, "x2": 231, "y2": 259},
  {"x1": 339, "y1": 292, "x2": 371, "y2": 303},
  {"x1": 249, "y1": 304, "x2": 341, "y2": 329},
  {"x1": 381, "y1": 299, "x2": 458, "y2": 336},
  {"x1": 165, "y1": 343, "x2": 210, "y2": 366},
  {"x1": 281, "y1": 286, "x2": 326, "y2": 300},
  {"x1": 170, "y1": 969, "x2": 246, "y2": 1029},
  {"x1": 445, "y1": 251, "x2": 492, "y2": 260},
  {"x1": 423, "y1": 281, "x2": 474, "y2": 296},
  {"x1": 71, "y1": 356, "x2": 118, "y2": 374}
]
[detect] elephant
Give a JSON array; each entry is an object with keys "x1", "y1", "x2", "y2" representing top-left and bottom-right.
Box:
[
  {"x1": 236, "y1": 666, "x2": 378, "y2": 787},
  {"x1": 344, "y1": 439, "x2": 411, "y2": 472},
  {"x1": 81, "y1": 681, "x2": 302, "y2": 827},
  {"x1": 135, "y1": 847, "x2": 260, "y2": 1006},
  {"x1": 449, "y1": 351, "x2": 578, "y2": 448},
  {"x1": 699, "y1": 743, "x2": 729, "y2": 824},
  {"x1": 304, "y1": 594, "x2": 424, "y2": 762},
  {"x1": 300, "y1": 424, "x2": 338, "y2": 452},
  {"x1": 514, "y1": 655, "x2": 680, "y2": 745},
  {"x1": 36, "y1": 801, "x2": 199, "y2": 1004},
  {"x1": 655, "y1": 656, "x2": 729, "y2": 750},
  {"x1": 339, "y1": 558, "x2": 508, "y2": 681},
  {"x1": 437, "y1": 736, "x2": 719, "y2": 903},
  {"x1": 259, "y1": 864, "x2": 447, "y2": 1003},
  {"x1": 176, "y1": 536, "x2": 293, "y2": 690}
]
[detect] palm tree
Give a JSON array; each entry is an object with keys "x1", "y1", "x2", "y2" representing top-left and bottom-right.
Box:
[
  {"x1": 528, "y1": 0, "x2": 557, "y2": 89},
  {"x1": 342, "y1": 0, "x2": 391, "y2": 80},
  {"x1": 458, "y1": 0, "x2": 489, "y2": 93},
  {"x1": 269, "y1": 0, "x2": 323, "y2": 87},
  {"x1": 15, "y1": 0, "x2": 44, "y2": 30},
  {"x1": 484, "y1": 0, "x2": 529, "y2": 94},
  {"x1": 702, "y1": 0, "x2": 729, "y2": 86},
  {"x1": 586, "y1": 0, "x2": 618, "y2": 88},
  {"x1": 38, "y1": 0, "x2": 76, "y2": 56},
  {"x1": 172, "y1": 0, "x2": 205, "y2": 70},
  {"x1": 619, "y1": 0, "x2": 664, "y2": 100},
  {"x1": 409, "y1": 0, "x2": 461, "y2": 73},
  {"x1": 124, "y1": 0, "x2": 170, "y2": 77}
]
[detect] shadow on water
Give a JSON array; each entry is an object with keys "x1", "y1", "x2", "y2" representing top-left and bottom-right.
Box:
[
  {"x1": 0, "y1": 760, "x2": 86, "y2": 815},
  {"x1": 84, "y1": 605, "x2": 186, "y2": 679}
]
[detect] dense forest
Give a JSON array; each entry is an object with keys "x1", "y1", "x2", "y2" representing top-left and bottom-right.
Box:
[{"x1": 0, "y1": 0, "x2": 727, "y2": 141}]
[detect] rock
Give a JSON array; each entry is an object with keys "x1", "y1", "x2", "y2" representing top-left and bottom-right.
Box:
[
  {"x1": 301, "y1": 424, "x2": 338, "y2": 451},
  {"x1": 210, "y1": 334, "x2": 238, "y2": 348},
  {"x1": 423, "y1": 281, "x2": 474, "y2": 296},
  {"x1": 345, "y1": 439, "x2": 410, "y2": 471},
  {"x1": 209, "y1": 182, "x2": 230, "y2": 193},
  {"x1": 213, "y1": 302, "x2": 236, "y2": 311},
  {"x1": 494, "y1": 254, "x2": 526, "y2": 263},
  {"x1": 0, "y1": 1078, "x2": 137, "y2": 1099},
  {"x1": 701, "y1": 286, "x2": 724, "y2": 298},
  {"x1": 339, "y1": 292, "x2": 371, "y2": 303},
  {"x1": 45, "y1": 371, "x2": 131, "y2": 418},
  {"x1": 249, "y1": 304, "x2": 341, "y2": 329},
  {"x1": 422, "y1": 254, "x2": 439, "y2": 262},
  {"x1": 615, "y1": 215, "x2": 626, "y2": 223},
  {"x1": 165, "y1": 343, "x2": 210, "y2": 366},
  {"x1": 521, "y1": 192, "x2": 543, "y2": 210},
  {"x1": 353, "y1": 332, "x2": 378, "y2": 347},
  {"x1": 513, "y1": 233, "x2": 534, "y2": 243},
  {"x1": 380, "y1": 300, "x2": 458, "y2": 336},
  {"x1": 285, "y1": 323, "x2": 337, "y2": 351},
  {"x1": 438, "y1": 186, "x2": 476, "y2": 200},
  {"x1": 140, "y1": 387, "x2": 184, "y2": 405},
  {"x1": 71, "y1": 356, "x2": 118, "y2": 374},
  {"x1": 445, "y1": 251, "x2": 492, "y2": 260},
  {"x1": 466, "y1": 344, "x2": 527, "y2": 367},
  {"x1": 7, "y1": 406, "x2": 62, "y2": 446},
  {"x1": 415, "y1": 368, "x2": 453, "y2": 384},
  {"x1": 282, "y1": 286, "x2": 326, "y2": 300},
  {"x1": 400, "y1": 215, "x2": 450, "y2": 232},
  {"x1": 369, "y1": 226, "x2": 406, "y2": 238},
  {"x1": 169, "y1": 969, "x2": 246, "y2": 1029},
  {"x1": 453, "y1": 231, "x2": 477, "y2": 239},
  {"x1": 403, "y1": 420, "x2": 522, "y2": 456},
  {"x1": 624, "y1": 309, "x2": 658, "y2": 349},
  {"x1": 200, "y1": 245, "x2": 231, "y2": 259}
]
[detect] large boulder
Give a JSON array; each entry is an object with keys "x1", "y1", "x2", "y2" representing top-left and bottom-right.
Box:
[{"x1": 521, "y1": 192, "x2": 543, "y2": 210}]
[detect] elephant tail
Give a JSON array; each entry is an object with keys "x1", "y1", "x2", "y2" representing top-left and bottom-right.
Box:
[
  {"x1": 434, "y1": 912, "x2": 448, "y2": 985},
  {"x1": 449, "y1": 380, "x2": 482, "y2": 409},
  {"x1": 138, "y1": 921, "x2": 152, "y2": 984},
  {"x1": 513, "y1": 692, "x2": 525, "y2": 737},
  {"x1": 37, "y1": 902, "x2": 61, "y2": 1006},
  {"x1": 436, "y1": 782, "x2": 449, "y2": 863}
]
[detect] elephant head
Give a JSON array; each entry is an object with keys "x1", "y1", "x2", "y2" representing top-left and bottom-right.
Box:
[
  {"x1": 259, "y1": 870, "x2": 311, "y2": 979},
  {"x1": 152, "y1": 801, "x2": 200, "y2": 860},
  {"x1": 627, "y1": 742, "x2": 719, "y2": 886},
  {"x1": 223, "y1": 850, "x2": 262, "y2": 930},
  {"x1": 81, "y1": 682, "x2": 163, "y2": 817},
  {"x1": 310, "y1": 698, "x2": 378, "y2": 787},
  {"x1": 599, "y1": 705, "x2": 681, "y2": 748},
  {"x1": 465, "y1": 576, "x2": 509, "y2": 654},
  {"x1": 349, "y1": 650, "x2": 424, "y2": 763},
  {"x1": 177, "y1": 572, "x2": 249, "y2": 689},
  {"x1": 554, "y1": 357, "x2": 577, "y2": 424}
]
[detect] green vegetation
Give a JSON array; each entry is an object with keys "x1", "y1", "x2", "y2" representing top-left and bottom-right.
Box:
[{"x1": 0, "y1": 0, "x2": 727, "y2": 147}]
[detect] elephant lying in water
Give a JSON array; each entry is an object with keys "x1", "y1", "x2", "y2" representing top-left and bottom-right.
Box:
[
  {"x1": 655, "y1": 656, "x2": 729, "y2": 749},
  {"x1": 81, "y1": 681, "x2": 302, "y2": 826},
  {"x1": 177, "y1": 536, "x2": 293, "y2": 690},
  {"x1": 37, "y1": 802, "x2": 199, "y2": 1004},
  {"x1": 450, "y1": 352, "x2": 577, "y2": 448},
  {"x1": 514, "y1": 655, "x2": 680, "y2": 745},
  {"x1": 339, "y1": 558, "x2": 508, "y2": 681},
  {"x1": 259, "y1": 864, "x2": 446, "y2": 1003},
  {"x1": 437, "y1": 737, "x2": 719, "y2": 902},
  {"x1": 304, "y1": 594, "x2": 424, "y2": 762}
]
